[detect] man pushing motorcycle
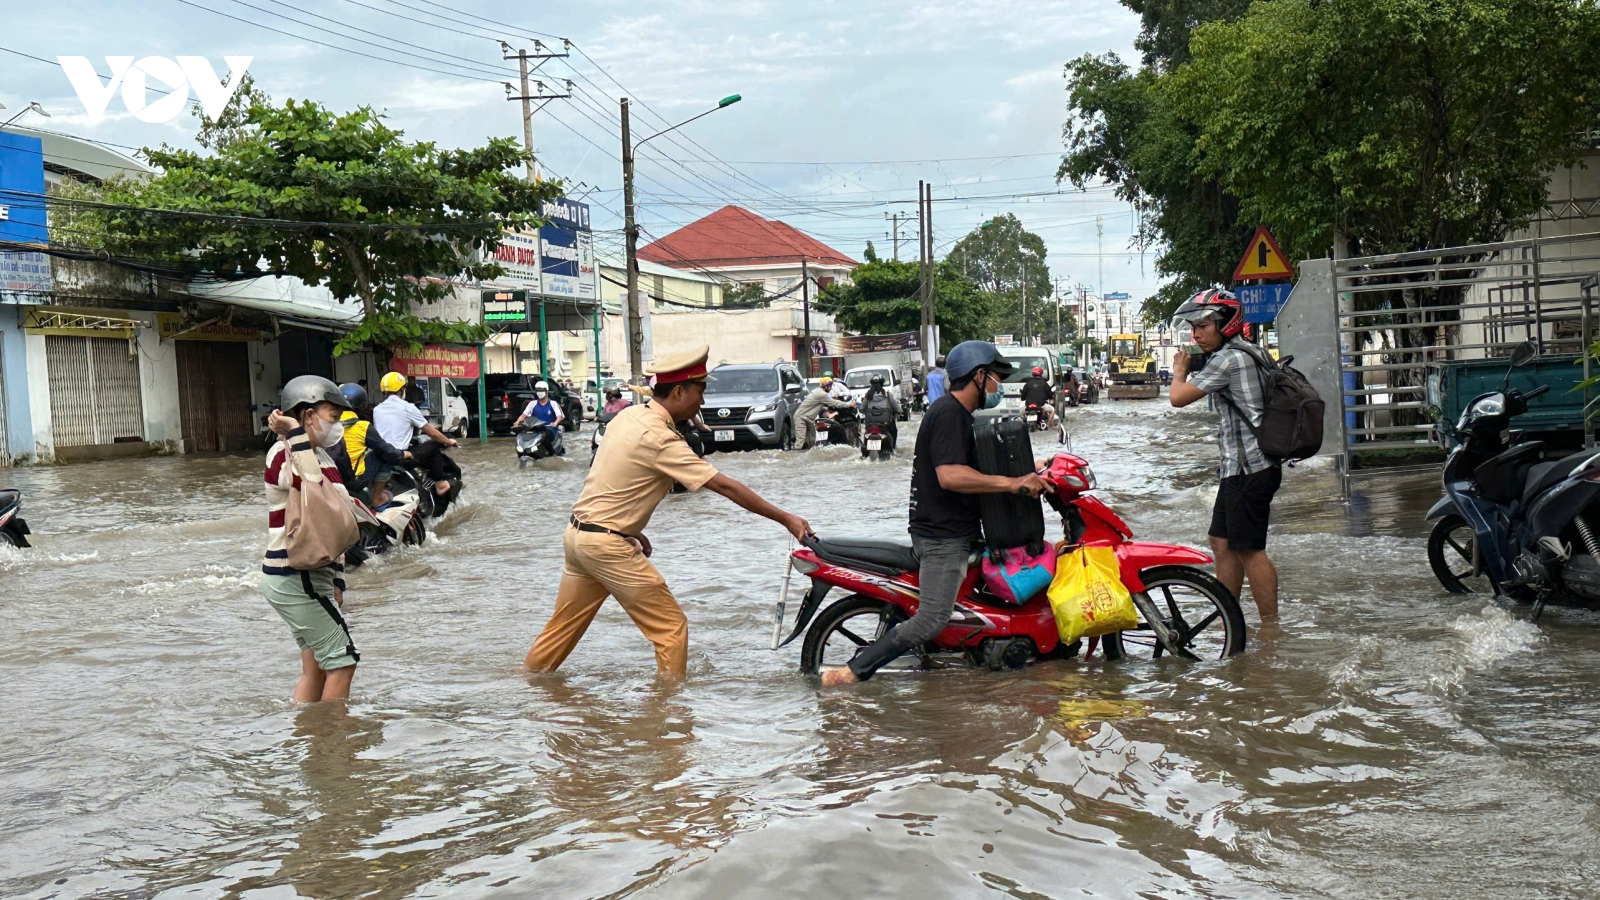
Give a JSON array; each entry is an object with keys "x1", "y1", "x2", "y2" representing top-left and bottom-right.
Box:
[{"x1": 821, "y1": 341, "x2": 1051, "y2": 687}]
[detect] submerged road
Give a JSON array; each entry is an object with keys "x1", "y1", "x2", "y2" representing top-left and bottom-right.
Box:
[{"x1": 3, "y1": 399, "x2": 1598, "y2": 899}]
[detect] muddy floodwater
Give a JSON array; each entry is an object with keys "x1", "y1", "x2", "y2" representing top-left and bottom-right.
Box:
[{"x1": 4, "y1": 401, "x2": 1599, "y2": 899}]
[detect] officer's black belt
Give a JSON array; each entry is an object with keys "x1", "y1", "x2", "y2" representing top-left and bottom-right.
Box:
[{"x1": 570, "y1": 516, "x2": 638, "y2": 541}]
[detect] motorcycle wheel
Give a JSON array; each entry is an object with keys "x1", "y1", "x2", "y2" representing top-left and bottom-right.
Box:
[
  {"x1": 0, "y1": 528, "x2": 16, "y2": 548},
  {"x1": 800, "y1": 594, "x2": 915, "y2": 675},
  {"x1": 1102, "y1": 566, "x2": 1247, "y2": 661},
  {"x1": 1428, "y1": 513, "x2": 1490, "y2": 594},
  {"x1": 403, "y1": 512, "x2": 427, "y2": 546}
]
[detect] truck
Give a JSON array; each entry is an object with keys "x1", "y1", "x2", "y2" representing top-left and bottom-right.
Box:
[
  {"x1": 842, "y1": 349, "x2": 918, "y2": 412},
  {"x1": 1106, "y1": 333, "x2": 1160, "y2": 400}
]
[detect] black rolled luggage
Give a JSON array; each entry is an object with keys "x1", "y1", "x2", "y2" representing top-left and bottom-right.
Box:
[{"x1": 972, "y1": 417, "x2": 1045, "y2": 549}]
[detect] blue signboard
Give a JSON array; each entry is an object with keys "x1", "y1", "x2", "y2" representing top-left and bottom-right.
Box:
[
  {"x1": 1236, "y1": 282, "x2": 1293, "y2": 324},
  {"x1": 0, "y1": 132, "x2": 48, "y2": 244},
  {"x1": 537, "y1": 198, "x2": 592, "y2": 299}
]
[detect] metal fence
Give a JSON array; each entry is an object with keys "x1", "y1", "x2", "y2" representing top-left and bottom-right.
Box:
[{"x1": 1334, "y1": 228, "x2": 1600, "y2": 463}]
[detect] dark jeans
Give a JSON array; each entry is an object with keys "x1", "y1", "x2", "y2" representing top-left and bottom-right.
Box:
[
  {"x1": 847, "y1": 535, "x2": 975, "y2": 680},
  {"x1": 410, "y1": 441, "x2": 450, "y2": 482}
]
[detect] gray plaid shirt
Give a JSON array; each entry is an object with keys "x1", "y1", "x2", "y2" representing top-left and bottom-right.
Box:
[{"x1": 1188, "y1": 337, "x2": 1274, "y2": 478}]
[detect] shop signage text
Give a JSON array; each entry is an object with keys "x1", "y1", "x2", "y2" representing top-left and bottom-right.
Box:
[{"x1": 390, "y1": 344, "x2": 480, "y2": 379}]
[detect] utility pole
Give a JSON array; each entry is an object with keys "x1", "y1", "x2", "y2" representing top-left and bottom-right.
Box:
[
  {"x1": 886, "y1": 211, "x2": 906, "y2": 261},
  {"x1": 502, "y1": 40, "x2": 571, "y2": 182},
  {"x1": 1096, "y1": 214, "x2": 1105, "y2": 305},
  {"x1": 917, "y1": 181, "x2": 927, "y2": 356},
  {"x1": 622, "y1": 97, "x2": 644, "y2": 383},
  {"x1": 921, "y1": 182, "x2": 936, "y2": 366},
  {"x1": 800, "y1": 258, "x2": 813, "y2": 377},
  {"x1": 1021, "y1": 264, "x2": 1029, "y2": 345}
]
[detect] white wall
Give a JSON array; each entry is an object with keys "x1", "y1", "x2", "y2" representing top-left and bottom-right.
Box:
[
  {"x1": 23, "y1": 331, "x2": 51, "y2": 462},
  {"x1": 134, "y1": 313, "x2": 182, "y2": 450}
]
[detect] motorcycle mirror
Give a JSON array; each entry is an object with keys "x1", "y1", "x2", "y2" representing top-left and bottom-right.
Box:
[{"x1": 1511, "y1": 340, "x2": 1538, "y2": 367}]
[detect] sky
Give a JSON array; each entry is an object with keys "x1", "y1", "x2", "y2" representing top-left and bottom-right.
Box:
[{"x1": 1, "y1": 0, "x2": 1161, "y2": 310}]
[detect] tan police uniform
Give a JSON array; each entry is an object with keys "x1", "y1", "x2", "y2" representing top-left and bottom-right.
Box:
[{"x1": 525, "y1": 346, "x2": 720, "y2": 677}]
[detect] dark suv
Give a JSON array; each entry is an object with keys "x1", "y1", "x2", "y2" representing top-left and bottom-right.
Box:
[
  {"x1": 462, "y1": 373, "x2": 585, "y2": 434},
  {"x1": 689, "y1": 362, "x2": 806, "y2": 451}
]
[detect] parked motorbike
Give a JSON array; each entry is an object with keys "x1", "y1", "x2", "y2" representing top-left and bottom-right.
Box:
[
  {"x1": 772, "y1": 452, "x2": 1246, "y2": 673},
  {"x1": 0, "y1": 488, "x2": 31, "y2": 548},
  {"x1": 1425, "y1": 340, "x2": 1600, "y2": 617},
  {"x1": 516, "y1": 423, "x2": 563, "y2": 468}
]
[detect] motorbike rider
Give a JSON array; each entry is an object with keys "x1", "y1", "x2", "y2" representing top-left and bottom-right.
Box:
[
  {"x1": 514, "y1": 379, "x2": 567, "y2": 456},
  {"x1": 822, "y1": 341, "x2": 1051, "y2": 687},
  {"x1": 373, "y1": 372, "x2": 459, "y2": 502},
  {"x1": 860, "y1": 373, "x2": 901, "y2": 447},
  {"x1": 268, "y1": 383, "x2": 409, "y2": 506},
  {"x1": 1168, "y1": 288, "x2": 1280, "y2": 618},
  {"x1": 797, "y1": 375, "x2": 856, "y2": 449},
  {"x1": 601, "y1": 387, "x2": 632, "y2": 416},
  {"x1": 1062, "y1": 367, "x2": 1081, "y2": 406},
  {"x1": 1020, "y1": 365, "x2": 1057, "y2": 427}
]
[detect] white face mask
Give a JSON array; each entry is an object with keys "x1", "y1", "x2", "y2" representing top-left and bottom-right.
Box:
[
  {"x1": 536, "y1": 391, "x2": 548, "y2": 399},
  {"x1": 311, "y1": 417, "x2": 344, "y2": 448}
]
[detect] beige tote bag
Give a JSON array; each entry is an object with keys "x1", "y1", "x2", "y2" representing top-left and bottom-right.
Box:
[{"x1": 283, "y1": 444, "x2": 360, "y2": 569}]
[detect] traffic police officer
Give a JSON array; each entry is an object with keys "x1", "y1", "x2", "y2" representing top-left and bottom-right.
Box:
[{"x1": 524, "y1": 345, "x2": 813, "y2": 678}]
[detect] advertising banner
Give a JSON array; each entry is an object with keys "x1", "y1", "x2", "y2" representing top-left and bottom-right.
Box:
[
  {"x1": 835, "y1": 331, "x2": 920, "y2": 354},
  {"x1": 481, "y1": 289, "x2": 530, "y2": 325},
  {"x1": 155, "y1": 312, "x2": 260, "y2": 341},
  {"x1": 0, "y1": 251, "x2": 51, "y2": 297},
  {"x1": 390, "y1": 344, "x2": 481, "y2": 379},
  {"x1": 493, "y1": 230, "x2": 540, "y2": 290},
  {"x1": 537, "y1": 198, "x2": 591, "y2": 300},
  {"x1": 577, "y1": 230, "x2": 596, "y2": 301}
]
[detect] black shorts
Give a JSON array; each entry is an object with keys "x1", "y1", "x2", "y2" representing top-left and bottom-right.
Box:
[{"x1": 1209, "y1": 466, "x2": 1282, "y2": 552}]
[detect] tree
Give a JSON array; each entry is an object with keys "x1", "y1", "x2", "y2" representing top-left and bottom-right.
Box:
[
  {"x1": 815, "y1": 258, "x2": 994, "y2": 351},
  {"x1": 89, "y1": 96, "x2": 562, "y2": 354},
  {"x1": 947, "y1": 215, "x2": 1054, "y2": 339},
  {"x1": 1176, "y1": 0, "x2": 1600, "y2": 260}
]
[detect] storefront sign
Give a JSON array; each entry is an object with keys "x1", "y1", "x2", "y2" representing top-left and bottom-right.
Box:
[
  {"x1": 492, "y1": 230, "x2": 541, "y2": 290},
  {"x1": 390, "y1": 344, "x2": 480, "y2": 379},
  {"x1": 0, "y1": 251, "x2": 51, "y2": 297},
  {"x1": 835, "y1": 331, "x2": 920, "y2": 354},
  {"x1": 481, "y1": 289, "x2": 529, "y2": 324},
  {"x1": 155, "y1": 312, "x2": 260, "y2": 341}
]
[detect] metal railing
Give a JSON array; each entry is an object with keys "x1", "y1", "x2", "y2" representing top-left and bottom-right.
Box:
[{"x1": 1334, "y1": 228, "x2": 1600, "y2": 465}]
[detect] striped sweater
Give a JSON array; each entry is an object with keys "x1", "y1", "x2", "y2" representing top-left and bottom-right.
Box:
[{"x1": 263, "y1": 428, "x2": 348, "y2": 590}]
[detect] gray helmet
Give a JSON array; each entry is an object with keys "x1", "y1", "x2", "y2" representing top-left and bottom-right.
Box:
[
  {"x1": 945, "y1": 340, "x2": 1014, "y2": 384},
  {"x1": 280, "y1": 375, "x2": 352, "y2": 416}
]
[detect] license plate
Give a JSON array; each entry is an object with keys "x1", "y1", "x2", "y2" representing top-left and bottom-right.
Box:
[
  {"x1": 714, "y1": 429, "x2": 735, "y2": 442},
  {"x1": 867, "y1": 439, "x2": 882, "y2": 450},
  {"x1": 816, "y1": 430, "x2": 830, "y2": 443}
]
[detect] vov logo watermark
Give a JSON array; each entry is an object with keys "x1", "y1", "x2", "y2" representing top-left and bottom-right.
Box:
[{"x1": 58, "y1": 56, "x2": 253, "y2": 124}]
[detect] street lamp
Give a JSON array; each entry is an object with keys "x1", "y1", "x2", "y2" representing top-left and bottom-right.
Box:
[
  {"x1": 621, "y1": 93, "x2": 743, "y2": 382},
  {"x1": 1, "y1": 102, "x2": 50, "y2": 129}
]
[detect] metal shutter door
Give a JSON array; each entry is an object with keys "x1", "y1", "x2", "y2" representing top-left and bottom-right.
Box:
[
  {"x1": 46, "y1": 336, "x2": 97, "y2": 447},
  {"x1": 0, "y1": 340, "x2": 8, "y2": 462},
  {"x1": 91, "y1": 337, "x2": 144, "y2": 443}
]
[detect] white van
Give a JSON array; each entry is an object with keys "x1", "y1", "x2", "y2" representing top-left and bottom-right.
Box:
[
  {"x1": 405, "y1": 376, "x2": 471, "y2": 437},
  {"x1": 979, "y1": 346, "x2": 1056, "y2": 419},
  {"x1": 843, "y1": 365, "x2": 912, "y2": 418}
]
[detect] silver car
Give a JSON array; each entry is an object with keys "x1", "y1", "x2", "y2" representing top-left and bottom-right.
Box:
[{"x1": 693, "y1": 363, "x2": 806, "y2": 451}]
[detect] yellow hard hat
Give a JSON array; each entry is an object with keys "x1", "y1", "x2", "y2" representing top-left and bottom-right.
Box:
[
  {"x1": 380, "y1": 372, "x2": 407, "y2": 393},
  {"x1": 819, "y1": 375, "x2": 832, "y2": 384}
]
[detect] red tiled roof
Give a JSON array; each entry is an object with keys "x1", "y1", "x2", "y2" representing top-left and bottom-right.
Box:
[{"x1": 638, "y1": 206, "x2": 858, "y2": 269}]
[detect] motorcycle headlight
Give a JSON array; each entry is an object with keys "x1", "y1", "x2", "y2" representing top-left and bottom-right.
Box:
[{"x1": 1468, "y1": 395, "x2": 1505, "y2": 418}]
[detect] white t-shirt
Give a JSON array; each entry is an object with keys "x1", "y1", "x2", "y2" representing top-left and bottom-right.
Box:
[{"x1": 374, "y1": 394, "x2": 427, "y2": 451}]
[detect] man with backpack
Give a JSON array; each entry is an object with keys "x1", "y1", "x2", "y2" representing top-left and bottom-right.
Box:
[
  {"x1": 1168, "y1": 289, "x2": 1283, "y2": 618},
  {"x1": 860, "y1": 373, "x2": 901, "y2": 449}
]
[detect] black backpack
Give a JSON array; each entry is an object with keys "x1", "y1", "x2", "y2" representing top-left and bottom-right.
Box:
[{"x1": 1215, "y1": 347, "x2": 1325, "y2": 463}]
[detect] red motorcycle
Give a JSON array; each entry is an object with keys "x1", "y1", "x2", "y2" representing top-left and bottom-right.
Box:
[{"x1": 772, "y1": 453, "x2": 1246, "y2": 673}]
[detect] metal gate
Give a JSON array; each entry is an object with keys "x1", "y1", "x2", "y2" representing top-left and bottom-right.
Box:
[
  {"x1": 45, "y1": 335, "x2": 144, "y2": 447},
  {"x1": 177, "y1": 341, "x2": 254, "y2": 452},
  {"x1": 0, "y1": 339, "x2": 8, "y2": 464}
]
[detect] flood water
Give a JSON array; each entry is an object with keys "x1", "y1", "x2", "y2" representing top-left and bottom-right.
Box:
[{"x1": 4, "y1": 400, "x2": 1599, "y2": 899}]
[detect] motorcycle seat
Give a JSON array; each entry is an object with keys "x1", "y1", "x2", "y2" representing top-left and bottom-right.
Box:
[
  {"x1": 810, "y1": 537, "x2": 920, "y2": 574},
  {"x1": 1523, "y1": 450, "x2": 1600, "y2": 505}
]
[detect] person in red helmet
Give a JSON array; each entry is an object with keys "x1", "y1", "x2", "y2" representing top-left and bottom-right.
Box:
[
  {"x1": 1019, "y1": 364, "x2": 1056, "y2": 428},
  {"x1": 1168, "y1": 288, "x2": 1281, "y2": 619}
]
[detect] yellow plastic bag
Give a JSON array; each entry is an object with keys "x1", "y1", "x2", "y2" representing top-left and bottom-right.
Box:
[{"x1": 1048, "y1": 545, "x2": 1139, "y2": 643}]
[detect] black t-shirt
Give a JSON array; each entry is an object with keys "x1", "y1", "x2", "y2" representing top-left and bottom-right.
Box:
[
  {"x1": 1020, "y1": 377, "x2": 1052, "y2": 406},
  {"x1": 909, "y1": 393, "x2": 981, "y2": 539}
]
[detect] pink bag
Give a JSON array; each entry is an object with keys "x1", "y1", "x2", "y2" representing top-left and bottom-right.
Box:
[{"x1": 981, "y1": 542, "x2": 1058, "y2": 604}]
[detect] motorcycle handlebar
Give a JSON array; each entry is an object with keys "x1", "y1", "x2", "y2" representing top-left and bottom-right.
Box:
[{"x1": 1523, "y1": 384, "x2": 1551, "y2": 400}]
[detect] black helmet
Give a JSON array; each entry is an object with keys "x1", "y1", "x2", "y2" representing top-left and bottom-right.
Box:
[
  {"x1": 946, "y1": 340, "x2": 1014, "y2": 384},
  {"x1": 281, "y1": 375, "x2": 352, "y2": 417},
  {"x1": 869, "y1": 374, "x2": 885, "y2": 386},
  {"x1": 339, "y1": 382, "x2": 368, "y2": 409}
]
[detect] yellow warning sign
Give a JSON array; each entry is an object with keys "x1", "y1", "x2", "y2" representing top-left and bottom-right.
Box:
[{"x1": 1232, "y1": 226, "x2": 1294, "y2": 281}]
